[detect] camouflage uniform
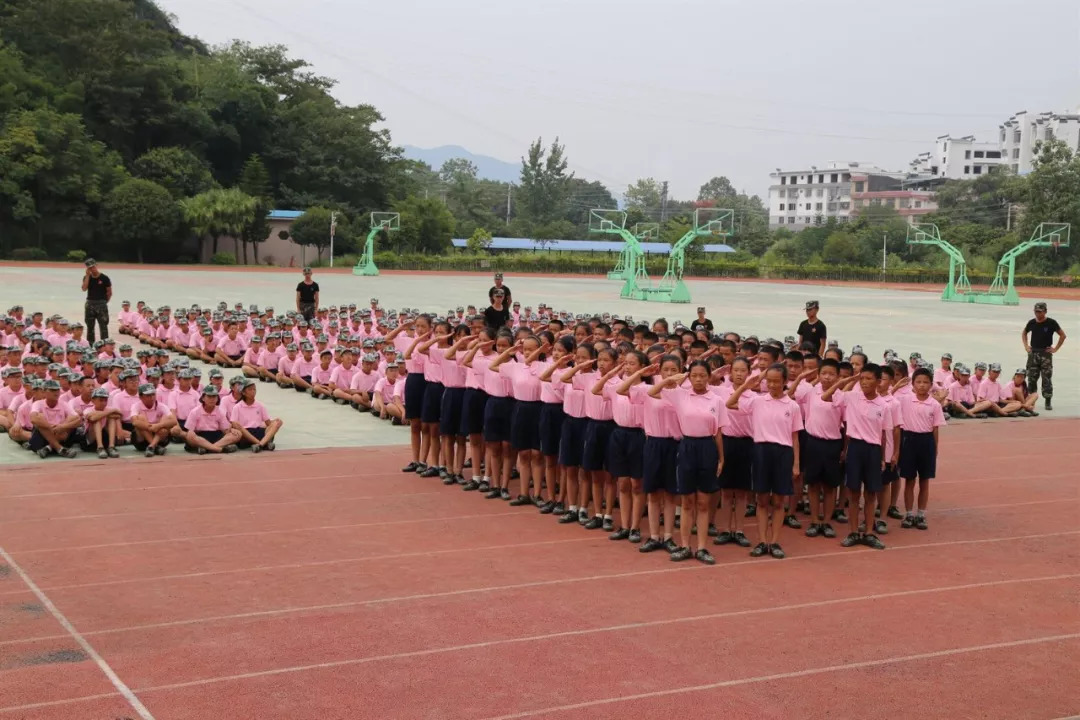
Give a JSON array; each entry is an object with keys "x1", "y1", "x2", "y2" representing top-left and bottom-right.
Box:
[
  {"x1": 84, "y1": 300, "x2": 110, "y2": 344},
  {"x1": 1025, "y1": 350, "x2": 1053, "y2": 400}
]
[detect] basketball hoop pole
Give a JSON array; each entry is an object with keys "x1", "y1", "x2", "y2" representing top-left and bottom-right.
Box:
[{"x1": 353, "y1": 212, "x2": 400, "y2": 276}]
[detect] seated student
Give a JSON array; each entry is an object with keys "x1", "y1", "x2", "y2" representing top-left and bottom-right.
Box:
[
  {"x1": 342, "y1": 352, "x2": 381, "y2": 411},
  {"x1": 309, "y1": 349, "x2": 335, "y2": 399},
  {"x1": 167, "y1": 369, "x2": 202, "y2": 442},
  {"x1": 290, "y1": 343, "x2": 318, "y2": 392},
  {"x1": 131, "y1": 383, "x2": 176, "y2": 457},
  {"x1": 82, "y1": 387, "x2": 122, "y2": 458},
  {"x1": 0, "y1": 366, "x2": 24, "y2": 433},
  {"x1": 109, "y1": 370, "x2": 141, "y2": 445},
  {"x1": 329, "y1": 348, "x2": 360, "y2": 404},
  {"x1": 188, "y1": 327, "x2": 217, "y2": 364},
  {"x1": 945, "y1": 364, "x2": 989, "y2": 418},
  {"x1": 240, "y1": 335, "x2": 264, "y2": 378},
  {"x1": 1008, "y1": 368, "x2": 1040, "y2": 417},
  {"x1": 256, "y1": 333, "x2": 285, "y2": 383},
  {"x1": 183, "y1": 385, "x2": 240, "y2": 454},
  {"x1": 372, "y1": 361, "x2": 404, "y2": 424},
  {"x1": 976, "y1": 363, "x2": 1023, "y2": 417},
  {"x1": 221, "y1": 376, "x2": 244, "y2": 416},
  {"x1": 228, "y1": 379, "x2": 283, "y2": 453},
  {"x1": 276, "y1": 343, "x2": 300, "y2": 389},
  {"x1": 28, "y1": 379, "x2": 82, "y2": 459},
  {"x1": 213, "y1": 323, "x2": 247, "y2": 368},
  {"x1": 8, "y1": 379, "x2": 42, "y2": 446}
]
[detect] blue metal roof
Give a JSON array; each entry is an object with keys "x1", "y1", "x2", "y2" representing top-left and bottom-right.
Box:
[
  {"x1": 268, "y1": 210, "x2": 304, "y2": 220},
  {"x1": 451, "y1": 237, "x2": 735, "y2": 253}
]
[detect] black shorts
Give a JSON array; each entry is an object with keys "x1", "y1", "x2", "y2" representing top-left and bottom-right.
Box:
[
  {"x1": 899, "y1": 430, "x2": 937, "y2": 482},
  {"x1": 237, "y1": 426, "x2": 266, "y2": 448},
  {"x1": 421, "y1": 381, "x2": 444, "y2": 425},
  {"x1": 844, "y1": 438, "x2": 883, "y2": 493},
  {"x1": 510, "y1": 400, "x2": 542, "y2": 451},
  {"x1": 295, "y1": 376, "x2": 312, "y2": 391},
  {"x1": 675, "y1": 436, "x2": 720, "y2": 495},
  {"x1": 81, "y1": 425, "x2": 114, "y2": 451},
  {"x1": 194, "y1": 429, "x2": 224, "y2": 445},
  {"x1": 228, "y1": 353, "x2": 243, "y2": 361},
  {"x1": 642, "y1": 436, "x2": 678, "y2": 494},
  {"x1": 751, "y1": 442, "x2": 795, "y2": 496},
  {"x1": 606, "y1": 426, "x2": 644, "y2": 479},
  {"x1": 538, "y1": 402, "x2": 566, "y2": 458},
  {"x1": 121, "y1": 420, "x2": 134, "y2": 435},
  {"x1": 460, "y1": 388, "x2": 488, "y2": 436},
  {"x1": 719, "y1": 435, "x2": 753, "y2": 491},
  {"x1": 582, "y1": 419, "x2": 616, "y2": 472},
  {"x1": 557, "y1": 416, "x2": 587, "y2": 467},
  {"x1": 439, "y1": 386, "x2": 466, "y2": 437},
  {"x1": 802, "y1": 435, "x2": 844, "y2": 488},
  {"x1": 882, "y1": 462, "x2": 899, "y2": 485},
  {"x1": 177, "y1": 420, "x2": 186, "y2": 432},
  {"x1": 28, "y1": 428, "x2": 78, "y2": 452},
  {"x1": 483, "y1": 396, "x2": 513, "y2": 443},
  {"x1": 403, "y1": 373, "x2": 427, "y2": 420}
]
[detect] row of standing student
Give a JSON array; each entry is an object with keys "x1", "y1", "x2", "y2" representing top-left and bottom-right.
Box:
[{"x1": 394, "y1": 314, "x2": 945, "y2": 565}]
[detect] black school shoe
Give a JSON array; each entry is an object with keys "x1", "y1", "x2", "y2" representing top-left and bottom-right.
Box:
[
  {"x1": 916, "y1": 516, "x2": 928, "y2": 530},
  {"x1": 732, "y1": 531, "x2": 752, "y2": 547},
  {"x1": 419, "y1": 466, "x2": 440, "y2": 478},
  {"x1": 707, "y1": 524, "x2": 719, "y2": 537},
  {"x1": 602, "y1": 517, "x2": 614, "y2": 532},
  {"x1": 862, "y1": 534, "x2": 886, "y2": 550},
  {"x1": 442, "y1": 473, "x2": 458, "y2": 486},
  {"x1": 639, "y1": 537, "x2": 665, "y2": 553},
  {"x1": 462, "y1": 480, "x2": 480, "y2": 491},
  {"x1": 509, "y1": 495, "x2": 532, "y2": 506},
  {"x1": 901, "y1": 514, "x2": 915, "y2": 529},
  {"x1": 558, "y1": 510, "x2": 578, "y2": 524},
  {"x1": 670, "y1": 546, "x2": 693, "y2": 562},
  {"x1": 805, "y1": 523, "x2": 820, "y2": 538},
  {"x1": 628, "y1": 529, "x2": 642, "y2": 543},
  {"x1": 769, "y1": 543, "x2": 786, "y2": 559},
  {"x1": 841, "y1": 532, "x2": 861, "y2": 548},
  {"x1": 783, "y1": 514, "x2": 802, "y2": 529},
  {"x1": 834, "y1": 508, "x2": 849, "y2": 523},
  {"x1": 583, "y1": 516, "x2": 603, "y2": 530},
  {"x1": 552, "y1": 502, "x2": 565, "y2": 514},
  {"x1": 873, "y1": 519, "x2": 888, "y2": 535},
  {"x1": 499, "y1": 488, "x2": 511, "y2": 501},
  {"x1": 477, "y1": 480, "x2": 491, "y2": 492},
  {"x1": 401, "y1": 461, "x2": 420, "y2": 472},
  {"x1": 887, "y1": 506, "x2": 903, "y2": 520},
  {"x1": 609, "y1": 528, "x2": 630, "y2": 541},
  {"x1": 714, "y1": 531, "x2": 733, "y2": 545},
  {"x1": 820, "y1": 523, "x2": 837, "y2": 539},
  {"x1": 538, "y1": 500, "x2": 557, "y2": 514},
  {"x1": 745, "y1": 503, "x2": 757, "y2": 518},
  {"x1": 663, "y1": 538, "x2": 680, "y2": 553},
  {"x1": 695, "y1": 549, "x2": 716, "y2": 565},
  {"x1": 750, "y1": 542, "x2": 769, "y2": 557},
  {"x1": 484, "y1": 488, "x2": 501, "y2": 500}
]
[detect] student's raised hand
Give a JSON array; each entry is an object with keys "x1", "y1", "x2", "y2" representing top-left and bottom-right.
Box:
[
  {"x1": 578, "y1": 358, "x2": 596, "y2": 370},
  {"x1": 642, "y1": 362, "x2": 660, "y2": 377},
  {"x1": 745, "y1": 372, "x2": 762, "y2": 387},
  {"x1": 667, "y1": 372, "x2": 687, "y2": 387},
  {"x1": 556, "y1": 354, "x2": 573, "y2": 367},
  {"x1": 711, "y1": 364, "x2": 731, "y2": 380},
  {"x1": 798, "y1": 368, "x2": 816, "y2": 380}
]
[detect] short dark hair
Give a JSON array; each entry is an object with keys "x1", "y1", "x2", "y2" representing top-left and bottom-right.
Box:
[
  {"x1": 862, "y1": 363, "x2": 883, "y2": 380},
  {"x1": 912, "y1": 367, "x2": 933, "y2": 382}
]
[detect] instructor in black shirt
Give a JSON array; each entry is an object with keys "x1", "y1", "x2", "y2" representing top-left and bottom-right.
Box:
[
  {"x1": 81, "y1": 258, "x2": 112, "y2": 343},
  {"x1": 690, "y1": 306, "x2": 713, "y2": 335},
  {"x1": 295, "y1": 267, "x2": 320, "y2": 321},
  {"x1": 1022, "y1": 301, "x2": 1066, "y2": 410},
  {"x1": 483, "y1": 288, "x2": 511, "y2": 329},
  {"x1": 797, "y1": 300, "x2": 827, "y2": 356},
  {"x1": 488, "y1": 272, "x2": 512, "y2": 307}
]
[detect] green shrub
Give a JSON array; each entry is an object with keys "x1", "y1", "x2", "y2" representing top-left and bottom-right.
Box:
[
  {"x1": 11, "y1": 247, "x2": 49, "y2": 261},
  {"x1": 66, "y1": 249, "x2": 87, "y2": 263},
  {"x1": 210, "y1": 252, "x2": 236, "y2": 265}
]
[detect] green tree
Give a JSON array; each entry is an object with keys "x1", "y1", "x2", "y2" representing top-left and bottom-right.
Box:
[
  {"x1": 466, "y1": 227, "x2": 493, "y2": 253},
  {"x1": 1017, "y1": 138, "x2": 1080, "y2": 271},
  {"x1": 623, "y1": 178, "x2": 663, "y2": 212},
  {"x1": 286, "y1": 206, "x2": 342, "y2": 263},
  {"x1": 181, "y1": 187, "x2": 260, "y2": 259},
  {"x1": 439, "y1": 158, "x2": 478, "y2": 184},
  {"x1": 132, "y1": 147, "x2": 214, "y2": 199},
  {"x1": 394, "y1": 195, "x2": 456, "y2": 254},
  {"x1": 238, "y1": 153, "x2": 272, "y2": 264},
  {"x1": 821, "y1": 230, "x2": 863, "y2": 265},
  {"x1": 518, "y1": 137, "x2": 572, "y2": 224},
  {"x1": 697, "y1": 176, "x2": 737, "y2": 202},
  {"x1": 102, "y1": 178, "x2": 181, "y2": 262},
  {"x1": 564, "y1": 178, "x2": 616, "y2": 228}
]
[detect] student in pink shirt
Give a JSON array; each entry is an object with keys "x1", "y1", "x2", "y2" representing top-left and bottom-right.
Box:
[
  {"x1": 110, "y1": 371, "x2": 142, "y2": 444},
  {"x1": 28, "y1": 379, "x2": 81, "y2": 458},
  {"x1": 1008, "y1": 368, "x2": 1041, "y2": 416},
  {"x1": 436, "y1": 326, "x2": 473, "y2": 486},
  {"x1": 276, "y1": 343, "x2": 299, "y2": 389},
  {"x1": 875, "y1": 366, "x2": 904, "y2": 533},
  {"x1": 8, "y1": 380, "x2": 41, "y2": 446},
  {"x1": 339, "y1": 351, "x2": 381, "y2": 411},
  {"x1": 976, "y1": 363, "x2": 1023, "y2": 417},
  {"x1": 633, "y1": 353, "x2": 682, "y2": 553},
  {"x1": 167, "y1": 370, "x2": 201, "y2": 442},
  {"x1": 824, "y1": 364, "x2": 896, "y2": 550},
  {"x1": 727, "y1": 363, "x2": 803, "y2": 560},
  {"x1": 131, "y1": 383, "x2": 176, "y2": 457},
  {"x1": 548, "y1": 341, "x2": 592, "y2": 520},
  {"x1": 572, "y1": 346, "x2": 614, "y2": 529},
  {"x1": 653, "y1": 360, "x2": 725, "y2": 564},
  {"x1": 897, "y1": 367, "x2": 947, "y2": 531},
  {"x1": 329, "y1": 348, "x2": 361, "y2": 404},
  {"x1": 715, "y1": 356, "x2": 758, "y2": 547},
  {"x1": 256, "y1": 334, "x2": 286, "y2": 383},
  {"x1": 372, "y1": 362, "x2": 404, "y2": 424},
  {"x1": 188, "y1": 327, "x2": 217, "y2": 365},
  {"x1": 498, "y1": 336, "x2": 547, "y2": 504},
  {"x1": 82, "y1": 387, "x2": 122, "y2": 458},
  {"x1": 67, "y1": 376, "x2": 95, "y2": 420},
  {"x1": 228, "y1": 379, "x2": 282, "y2": 452},
  {"x1": 945, "y1": 365, "x2": 989, "y2": 418},
  {"x1": 414, "y1": 323, "x2": 452, "y2": 479},
  {"x1": 535, "y1": 335, "x2": 573, "y2": 513},
  {"x1": 933, "y1": 353, "x2": 954, "y2": 390},
  {"x1": 183, "y1": 386, "x2": 240, "y2": 454},
  {"x1": 308, "y1": 349, "x2": 335, "y2": 400},
  {"x1": 240, "y1": 335, "x2": 264, "y2": 378},
  {"x1": 289, "y1": 344, "x2": 319, "y2": 394},
  {"x1": 606, "y1": 350, "x2": 650, "y2": 543},
  {"x1": 0, "y1": 367, "x2": 23, "y2": 433},
  {"x1": 477, "y1": 331, "x2": 516, "y2": 499},
  {"x1": 221, "y1": 376, "x2": 244, "y2": 416},
  {"x1": 214, "y1": 323, "x2": 247, "y2": 368},
  {"x1": 460, "y1": 327, "x2": 499, "y2": 491},
  {"x1": 165, "y1": 318, "x2": 191, "y2": 353}
]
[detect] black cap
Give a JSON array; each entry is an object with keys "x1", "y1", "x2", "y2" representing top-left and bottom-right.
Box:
[
  {"x1": 84, "y1": 258, "x2": 97, "y2": 267},
  {"x1": 1034, "y1": 302, "x2": 1048, "y2": 312},
  {"x1": 805, "y1": 300, "x2": 819, "y2": 310}
]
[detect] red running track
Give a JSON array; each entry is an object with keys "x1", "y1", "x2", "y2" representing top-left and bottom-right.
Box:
[{"x1": 0, "y1": 418, "x2": 1077, "y2": 719}]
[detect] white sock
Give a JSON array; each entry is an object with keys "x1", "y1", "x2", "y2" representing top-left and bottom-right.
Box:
[
  {"x1": 482, "y1": 475, "x2": 490, "y2": 483},
  {"x1": 472, "y1": 475, "x2": 481, "y2": 482},
  {"x1": 569, "y1": 505, "x2": 578, "y2": 513}
]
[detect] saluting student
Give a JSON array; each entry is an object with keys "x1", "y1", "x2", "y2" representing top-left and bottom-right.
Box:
[{"x1": 896, "y1": 367, "x2": 947, "y2": 530}]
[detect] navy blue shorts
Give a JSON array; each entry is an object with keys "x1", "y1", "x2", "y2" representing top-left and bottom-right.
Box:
[
  {"x1": 421, "y1": 381, "x2": 444, "y2": 424},
  {"x1": 439, "y1": 386, "x2": 466, "y2": 437},
  {"x1": 28, "y1": 428, "x2": 78, "y2": 452},
  {"x1": 882, "y1": 462, "x2": 899, "y2": 485},
  {"x1": 81, "y1": 426, "x2": 114, "y2": 451},
  {"x1": 582, "y1": 419, "x2": 616, "y2": 472},
  {"x1": 844, "y1": 438, "x2": 883, "y2": 493},
  {"x1": 538, "y1": 402, "x2": 565, "y2": 458},
  {"x1": 236, "y1": 426, "x2": 265, "y2": 448},
  {"x1": 752, "y1": 442, "x2": 795, "y2": 496},
  {"x1": 483, "y1": 396, "x2": 513, "y2": 443},
  {"x1": 606, "y1": 426, "x2": 644, "y2": 479},
  {"x1": 675, "y1": 435, "x2": 720, "y2": 495},
  {"x1": 803, "y1": 435, "x2": 844, "y2": 488},
  {"x1": 194, "y1": 430, "x2": 225, "y2": 445},
  {"x1": 719, "y1": 435, "x2": 753, "y2": 491},
  {"x1": 642, "y1": 436, "x2": 678, "y2": 494},
  {"x1": 460, "y1": 388, "x2": 488, "y2": 436},
  {"x1": 403, "y1": 373, "x2": 427, "y2": 420},
  {"x1": 899, "y1": 430, "x2": 937, "y2": 482},
  {"x1": 511, "y1": 400, "x2": 543, "y2": 451},
  {"x1": 558, "y1": 416, "x2": 587, "y2": 467}
]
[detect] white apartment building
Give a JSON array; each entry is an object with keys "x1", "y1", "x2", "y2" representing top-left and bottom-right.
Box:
[
  {"x1": 1000, "y1": 109, "x2": 1080, "y2": 174},
  {"x1": 908, "y1": 135, "x2": 1007, "y2": 179},
  {"x1": 768, "y1": 162, "x2": 901, "y2": 229}
]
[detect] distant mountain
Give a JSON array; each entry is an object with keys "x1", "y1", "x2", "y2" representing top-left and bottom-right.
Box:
[{"x1": 401, "y1": 145, "x2": 520, "y2": 184}]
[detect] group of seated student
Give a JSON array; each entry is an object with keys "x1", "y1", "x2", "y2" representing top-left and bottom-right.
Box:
[{"x1": 1, "y1": 307, "x2": 283, "y2": 458}]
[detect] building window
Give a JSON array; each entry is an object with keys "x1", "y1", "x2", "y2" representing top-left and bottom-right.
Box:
[
  {"x1": 839, "y1": 201, "x2": 850, "y2": 210},
  {"x1": 780, "y1": 177, "x2": 786, "y2": 185},
  {"x1": 830, "y1": 173, "x2": 838, "y2": 183},
  {"x1": 854, "y1": 181, "x2": 865, "y2": 193},
  {"x1": 974, "y1": 151, "x2": 984, "y2": 158},
  {"x1": 805, "y1": 175, "x2": 812, "y2": 184},
  {"x1": 778, "y1": 217, "x2": 784, "y2": 224},
  {"x1": 788, "y1": 217, "x2": 795, "y2": 225},
  {"x1": 817, "y1": 174, "x2": 824, "y2": 183},
  {"x1": 816, "y1": 188, "x2": 823, "y2": 197},
  {"x1": 986, "y1": 150, "x2": 1001, "y2": 159},
  {"x1": 973, "y1": 165, "x2": 982, "y2": 175},
  {"x1": 965, "y1": 150, "x2": 971, "y2": 159},
  {"x1": 778, "y1": 203, "x2": 785, "y2": 211},
  {"x1": 838, "y1": 216, "x2": 848, "y2": 223},
  {"x1": 1045, "y1": 129, "x2": 1054, "y2": 140},
  {"x1": 842, "y1": 173, "x2": 850, "y2": 182},
  {"x1": 827, "y1": 202, "x2": 837, "y2": 211},
  {"x1": 885, "y1": 198, "x2": 895, "y2": 208},
  {"x1": 964, "y1": 165, "x2": 970, "y2": 174},
  {"x1": 1012, "y1": 148, "x2": 1020, "y2": 158},
  {"x1": 1013, "y1": 131, "x2": 1021, "y2": 143},
  {"x1": 815, "y1": 202, "x2": 823, "y2": 210},
  {"x1": 805, "y1": 203, "x2": 811, "y2": 210},
  {"x1": 1000, "y1": 129, "x2": 1006, "y2": 142},
  {"x1": 789, "y1": 177, "x2": 797, "y2": 186},
  {"x1": 914, "y1": 201, "x2": 922, "y2": 208}
]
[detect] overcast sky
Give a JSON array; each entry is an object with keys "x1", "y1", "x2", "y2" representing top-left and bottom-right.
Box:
[{"x1": 161, "y1": 0, "x2": 1079, "y2": 199}]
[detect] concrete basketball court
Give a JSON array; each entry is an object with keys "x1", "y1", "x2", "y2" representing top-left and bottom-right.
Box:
[{"x1": 1, "y1": 264, "x2": 1075, "y2": 465}]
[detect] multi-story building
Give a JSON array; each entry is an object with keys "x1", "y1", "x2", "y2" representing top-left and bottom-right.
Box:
[
  {"x1": 908, "y1": 135, "x2": 1007, "y2": 179},
  {"x1": 1000, "y1": 109, "x2": 1080, "y2": 174},
  {"x1": 849, "y1": 171, "x2": 938, "y2": 221},
  {"x1": 768, "y1": 162, "x2": 909, "y2": 229}
]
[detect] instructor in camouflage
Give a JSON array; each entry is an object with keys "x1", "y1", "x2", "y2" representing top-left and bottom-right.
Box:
[
  {"x1": 81, "y1": 258, "x2": 112, "y2": 344},
  {"x1": 1022, "y1": 301, "x2": 1066, "y2": 411}
]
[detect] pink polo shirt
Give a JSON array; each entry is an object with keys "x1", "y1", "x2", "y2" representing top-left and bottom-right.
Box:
[
  {"x1": 168, "y1": 387, "x2": 201, "y2": 422},
  {"x1": 14, "y1": 399, "x2": 35, "y2": 429},
  {"x1": 81, "y1": 404, "x2": 115, "y2": 431},
  {"x1": 977, "y1": 380, "x2": 1006, "y2": 403},
  {"x1": 540, "y1": 365, "x2": 566, "y2": 404},
  {"x1": 481, "y1": 357, "x2": 510, "y2": 398},
  {"x1": 373, "y1": 376, "x2": 396, "y2": 404},
  {"x1": 737, "y1": 393, "x2": 803, "y2": 446},
  {"x1": 134, "y1": 399, "x2": 171, "y2": 425},
  {"x1": 933, "y1": 368, "x2": 953, "y2": 389},
  {"x1": 68, "y1": 394, "x2": 93, "y2": 419},
  {"x1": 897, "y1": 393, "x2": 947, "y2": 433},
  {"x1": 0, "y1": 385, "x2": 22, "y2": 410},
  {"x1": 184, "y1": 405, "x2": 230, "y2": 433},
  {"x1": 278, "y1": 355, "x2": 296, "y2": 377},
  {"x1": 311, "y1": 364, "x2": 334, "y2": 384},
  {"x1": 583, "y1": 372, "x2": 616, "y2": 422},
  {"x1": 947, "y1": 381, "x2": 975, "y2": 405},
  {"x1": 329, "y1": 364, "x2": 358, "y2": 388},
  {"x1": 440, "y1": 353, "x2": 467, "y2": 390},
  {"x1": 664, "y1": 385, "x2": 724, "y2": 438},
  {"x1": 801, "y1": 385, "x2": 844, "y2": 441},
  {"x1": 258, "y1": 347, "x2": 285, "y2": 370},
  {"x1": 835, "y1": 391, "x2": 893, "y2": 446},
  {"x1": 422, "y1": 347, "x2": 448, "y2": 384},
  {"x1": 636, "y1": 385, "x2": 681, "y2": 439},
  {"x1": 217, "y1": 337, "x2": 246, "y2": 356},
  {"x1": 229, "y1": 400, "x2": 270, "y2": 429},
  {"x1": 109, "y1": 389, "x2": 141, "y2": 422},
  {"x1": 30, "y1": 398, "x2": 74, "y2": 426},
  {"x1": 292, "y1": 357, "x2": 318, "y2": 378},
  {"x1": 404, "y1": 347, "x2": 426, "y2": 375},
  {"x1": 607, "y1": 382, "x2": 644, "y2": 429},
  {"x1": 167, "y1": 326, "x2": 189, "y2": 346},
  {"x1": 501, "y1": 362, "x2": 542, "y2": 402},
  {"x1": 350, "y1": 369, "x2": 381, "y2": 393},
  {"x1": 561, "y1": 370, "x2": 587, "y2": 418},
  {"x1": 155, "y1": 383, "x2": 176, "y2": 405},
  {"x1": 715, "y1": 384, "x2": 753, "y2": 438}
]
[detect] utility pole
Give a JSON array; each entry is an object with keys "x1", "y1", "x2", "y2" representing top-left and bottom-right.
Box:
[
  {"x1": 660, "y1": 181, "x2": 669, "y2": 223},
  {"x1": 882, "y1": 232, "x2": 887, "y2": 273},
  {"x1": 1006, "y1": 203, "x2": 1015, "y2": 231},
  {"x1": 329, "y1": 211, "x2": 337, "y2": 268},
  {"x1": 506, "y1": 183, "x2": 512, "y2": 225}
]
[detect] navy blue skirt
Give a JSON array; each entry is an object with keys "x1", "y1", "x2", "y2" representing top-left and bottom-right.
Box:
[
  {"x1": 582, "y1": 419, "x2": 616, "y2": 472},
  {"x1": 558, "y1": 416, "x2": 587, "y2": 468},
  {"x1": 719, "y1": 434, "x2": 753, "y2": 491},
  {"x1": 510, "y1": 400, "x2": 543, "y2": 451},
  {"x1": 421, "y1": 381, "x2": 444, "y2": 424},
  {"x1": 439, "y1": 386, "x2": 466, "y2": 437},
  {"x1": 483, "y1": 396, "x2": 513, "y2": 443},
  {"x1": 460, "y1": 388, "x2": 488, "y2": 436},
  {"x1": 538, "y1": 402, "x2": 566, "y2": 458},
  {"x1": 642, "y1": 435, "x2": 679, "y2": 494},
  {"x1": 606, "y1": 426, "x2": 644, "y2": 479},
  {"x1": 403, "y1": 373, "x2": 427, "y2": 420},
  {"x1": 675, "y1": 435, "x2": 720, "y2": 495}
]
